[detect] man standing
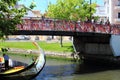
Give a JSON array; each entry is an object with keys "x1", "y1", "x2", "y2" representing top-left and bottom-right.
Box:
[{"x1": 3, "y1": 54, "x2": 9, "y2": 70}]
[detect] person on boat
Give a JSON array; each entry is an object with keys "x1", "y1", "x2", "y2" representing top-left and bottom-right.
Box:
[{"x1": 3, "y1": 54, "x2": 9, "y2": 70}]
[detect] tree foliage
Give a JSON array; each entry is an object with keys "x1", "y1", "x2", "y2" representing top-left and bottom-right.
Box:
[
  {"x1": 0, "y1": 0, "x2": 35, "y2": 39},
  {"x1": 47, "y1": 0, "x2": 96, "y2": 21}
]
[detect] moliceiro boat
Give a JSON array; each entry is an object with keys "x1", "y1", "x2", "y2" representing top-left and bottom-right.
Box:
[{"x1": 0, "y1": 42, "x2": 46, "y2": 80}]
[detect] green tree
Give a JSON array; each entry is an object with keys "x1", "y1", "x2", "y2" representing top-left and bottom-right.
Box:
[
  {"x1": 0, "y1": 0, "x2": 36, "y2": 39},
  {"x1": 47, "y1": 0, "x2": 96, "y2": 47},
  {"x1": 47, "y1": 0, "x2": 96, "y2": 21}
]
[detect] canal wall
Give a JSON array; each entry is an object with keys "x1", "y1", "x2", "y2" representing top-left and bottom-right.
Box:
[{"x1": 7, "y1": 48, "x2": 72, "y2": 58}]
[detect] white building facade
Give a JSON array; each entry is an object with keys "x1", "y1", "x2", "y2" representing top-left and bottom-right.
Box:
[
  {"x1": 104, "y1": 0, "x2": 120, "y2": 24},
  {"x1": 93, "y1": 5, "x2": 107, "y2": 23}
]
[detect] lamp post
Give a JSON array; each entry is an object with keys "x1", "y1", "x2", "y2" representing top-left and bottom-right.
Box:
[{"x1": 90, "y1": 0, "x2": 92, "y2": 22}]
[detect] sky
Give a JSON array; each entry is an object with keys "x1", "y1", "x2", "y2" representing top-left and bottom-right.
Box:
[{"x1": 19, "y1": 0, "x2": 104, "y2": 14}]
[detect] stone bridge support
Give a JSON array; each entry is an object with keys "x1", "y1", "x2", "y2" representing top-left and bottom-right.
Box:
[{"x1": 72, "y1": 33, "x2": 115, "y2": 62}]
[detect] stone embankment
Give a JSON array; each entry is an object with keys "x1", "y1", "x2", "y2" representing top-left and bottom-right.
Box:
[{"x1": 8, "y1": 48, "x2": 73, "y2": 58}]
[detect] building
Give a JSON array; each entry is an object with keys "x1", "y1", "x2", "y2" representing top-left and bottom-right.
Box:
[
  {"x1": 32, "y1": 10, "x2": 42, "y2": 17},
  {"x1": 94, "y1": 0, "x2": 120, "y2": 24},
  {"x1": 104, "y1": 0, "x2": 120, "y2": 24},
  {"x1": 93, "y1": 5, "x2": 107, "y2": 23}
]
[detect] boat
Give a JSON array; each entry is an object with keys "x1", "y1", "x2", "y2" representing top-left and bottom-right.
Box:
[{"x1": 0, "y1": 42, "x2": 46, "y2": 80}]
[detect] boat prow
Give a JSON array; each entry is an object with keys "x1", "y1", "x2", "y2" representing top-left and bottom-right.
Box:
[{"x1": 0, "y1": 42, "x2": 46, "y2": 80}]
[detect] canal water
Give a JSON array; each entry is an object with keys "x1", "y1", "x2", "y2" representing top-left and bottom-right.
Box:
[
  {"x1": 8, "y1": 55, "x2": 120, "y2": 80},
  {"x1": 34, "y1": 58, "x2": 120, "y2": 80}
]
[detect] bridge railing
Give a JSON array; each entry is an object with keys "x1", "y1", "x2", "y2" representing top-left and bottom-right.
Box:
[{"x1": 16, "y1": 18, "x2": 120, "y2": 35}]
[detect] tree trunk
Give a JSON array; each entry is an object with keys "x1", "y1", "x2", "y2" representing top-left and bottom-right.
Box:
[{"x1": 60, "y1": 36, "x2": 63, "y2": 47}]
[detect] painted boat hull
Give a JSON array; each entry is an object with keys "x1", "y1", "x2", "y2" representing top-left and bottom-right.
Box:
[{"x1": 0, "y1": 49, "x2": 46, "y2": 80}]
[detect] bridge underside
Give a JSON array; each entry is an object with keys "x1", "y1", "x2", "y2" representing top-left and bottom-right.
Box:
[
  {"x1": 12, "y1": 30, "x2": 110, "y2": 37},
  {"x1": 72, "y1": 33, "x2": 120, "y2": 63}
]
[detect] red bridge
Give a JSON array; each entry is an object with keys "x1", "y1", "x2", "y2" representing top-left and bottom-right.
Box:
[
  {"x1": 14, "y1": 17, "x2": 120, "y2": 63},
  {"x1": 13, "y1": 17, "x2": 120, "y2": 35}
]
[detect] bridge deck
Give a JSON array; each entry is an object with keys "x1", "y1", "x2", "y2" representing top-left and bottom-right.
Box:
[
  {"x1": 15, "y1": 18, "x2": 120, "y2": 35},
  {"x1": 13, "y1": 30, "x2": 111, "y2": 37}
]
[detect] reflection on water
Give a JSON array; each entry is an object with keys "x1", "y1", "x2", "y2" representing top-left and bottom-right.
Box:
[
  {"x1": 35, "y1": 59, "x2": 120, "y2": 80},
  {"x1": 5, "y1": 55, "x2": 120, "y2": 80}
]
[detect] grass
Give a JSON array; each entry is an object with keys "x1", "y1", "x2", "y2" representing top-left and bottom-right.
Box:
[
  {"x1": 0, "y1": 41, "x2": 75, "y2": 61},
  {"x1": 0, "y1": 41, "x2": 36, "y2": 49},
  {"x1": 38, "y1": 41, "x2": 74, "y2": 52},
  {"x1": 0, "y1": 41, "x2": 74, "y2": 53},
  {"x1": 46, "y1": 55, "x2": 72, "y2": 61}
]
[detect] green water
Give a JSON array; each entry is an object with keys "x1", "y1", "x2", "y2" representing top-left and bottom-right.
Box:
[
  {"x1": 35, "y1": 59, "x2": 120, "y2": 80},
  {"x1": 3, "y1": 54, "x2": 120, "y2": 80}
]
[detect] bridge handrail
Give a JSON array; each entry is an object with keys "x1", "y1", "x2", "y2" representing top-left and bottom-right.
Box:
[{"x1": 16, "y1": 18, "x2": 120, "y2": 35}]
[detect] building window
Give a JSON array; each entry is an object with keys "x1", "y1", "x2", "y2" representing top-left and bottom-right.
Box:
[
  {"x1": 118, "y1": 0, "x2": 120, "y2": 6},
  {"x1": 118, "y1": 13, "x2": 120, "y2": 18}
]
